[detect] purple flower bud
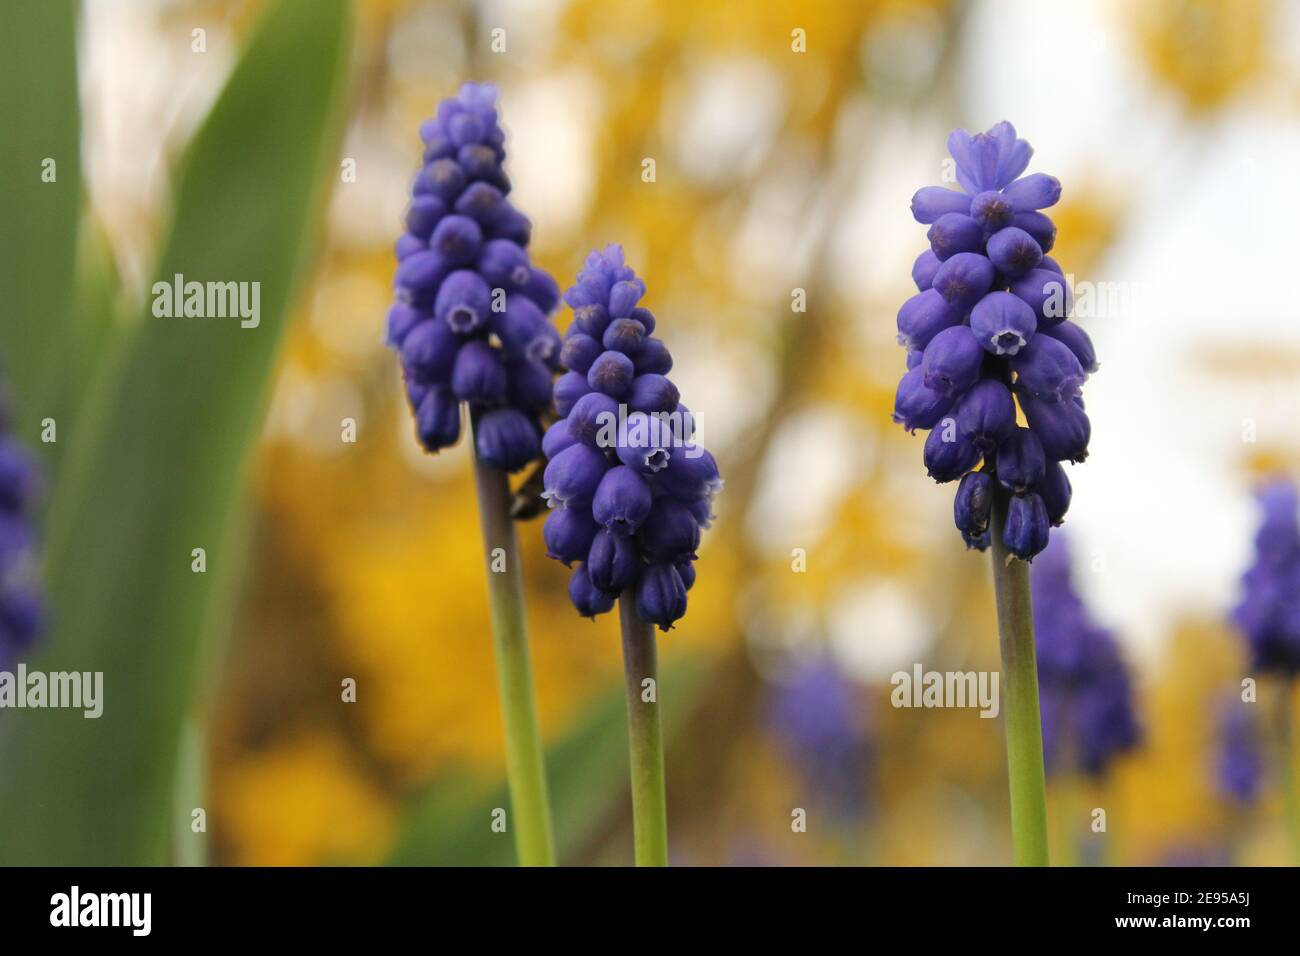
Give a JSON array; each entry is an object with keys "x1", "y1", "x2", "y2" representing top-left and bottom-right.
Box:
[
  {"x1": 451, "y1": 340, "x2": 507, "y2": 405},
  {"x1": 505, "y1": 358, "x2": 553, "y2": 409},
  {"x1": 1012, "y1": 211, "x2": 1056, "y2": 253},
  {"x1": 996, "y1": 426, "x2": 1046, "y2": 493},
  {"x1": 395, "y1": 233, "x2": 425, "y2": 261},
  {"x1": 658, "y1": 447, "x2": 723, "y2": 501},
  {"x1": 476, "y1": 238, "x2": 531, "y2": 290},
  {"x1": 400, "y1": 317, "x2": 459, "y2": 384},
  {"x1": 923, "y1": 419, "x2": 982, "y2": 483},
  {"x1": 956, "y1": 379, "x2": 1016, "y2": 452},
  {"x1": 553, "y1": 370, "x2": 591, "y2": 417},
  {"x1": 587, "y1": 350, "x2": 635, "y2": 397},
  {"x1": 910, "y1": 186, "x2": 971, "y2": 224},
  {"x1": 434, "y1": 269, "x2": 491, "y2": 333},
  {"x1": 921, "y1": 326, "x2": 983, "y2": 399},
  {"x1": 615, "y1": 411, "x2": 672, "y2": 474},
  {"x1": 521, "y1": 267, "x2": 561, "y2": 314},
  {"x1": 1041, "y1": 320, "x2": 1098, "y2": 374},
  {"x1": 893, "y1": 366, "x2": 954, "y2": 433},
  {"x1": 572, "y1": 303, "x2": 610, "y2": 338},
  {"x1": 542, "y1": 442, "x2": 609, "y2": 510},
  {"x1": 1036, "y1": 460, "x2": 1072, "y2": 525},
  {"x1": 587, "y1": 530, "x2": 640, "y2": 594},
  {"x1": 415, "y1": 385, "x2": 461, "y2": 449},
  {"x1": 542, "y1": 418, "x2": 577, "y2": 459},
  {"x1": 629, "y1": 306, "x2": 656, "y2": 335},
  {"x1": 385, "y1": 302, "x2": 425, "y2": 347},
  {"x1": 544, "y1": 506, "x2": 599, "y2": 565},
  {"x1": 1010, "y1": 268, "x2": 1072, "y2": 327},
  {"x1": 453, "y1": 181, "x2": 506, "y2": 227},
  {"x1": 632, "y1": 338, "x2": 674, "y2": 375},
  {"x1": 932, "y1": 252, "x2": 995, "y2": 308},
  {"x1": 970, "y1": 290, "x2": 1037, "y2": 356},
  {"x1": 642, "y1": 498, "x2": 701, "y2": 563},
  {"x1": 1001, "y1": 173, "x2": 1062, "y2": 212},
  {"x1": 912, "y1": 249, "x2": 941, "y2": 291},
  {"x1": 405, "y1": 195, "x2": 447, "y2": 239},
  {"x1": 986, "y1": 226, "x2": 1043, "y2": 278},
  {"x1": 475, "y1": 408, "x2": 540, "y2": 472},
  {"x1": 687, "y1": 496, "x2": 715, "y2": 530},
  {"x1": 420, "y1": 158, "x2": 466, "y2": 203},
  {"x1": 1011, "y1": 333, "x2": 1086, "y2": 403},
  {"x1": 602, "y1": 317, "x2": 646, "y2": 354},
  {"x1": 609, "y1": 280, "x2": 643, "y2": 318},
  {"x1": 494, "y1": 295, "x2": 556, "y2": 363},
  {"x1": 560, "y1": 332, "x2": 603, "y2": 374},
  {"x1": 896, "y1": 289, "x2": 961, "y2": 352},
  {"x1": 593, "y1": 465, "x2": 653, "y2": 533},
  {"x1": 1020, "y1": 389, "x2": 1091, "y2": 462},
  {"x1": 569, "y1": 563, "x2": 616, "y2": 619},
  {"x1": 1003, "y1": 492, "x2": 1050, "y2": 560},
  {"x1": 395, "y1": 251, "x2": 452, "y2": 308},
  {"x1": 954, "y1": 470, "x2": 994, "y2": 538},
  {"x1": 487, "y1": 202, "x2": 531, "y2": 245},
  {"x1": 676, "y1": 560, "x2": 696, "y2": 591},
  {"x1": 927, "y1": 213, "x2": 983, "y2": 261},
  {"x1": 635, "y1": 562, "x2": 689, "y2": 631},
  {"x1": 567, "y1": 390, "x2": 619, "y2": 446},
  {"x1": 1038, "y1": 255, "x2": 1063, "y2": 276},
  {"x1": 431, "y1": 214, "x2": 483, "y2": 265},
  {"x1": 627, "y1": 373, "x2": 679, "y2": 413},
  {"x1": 906, "y1": 349, "x2": 923, "y2": 370},
  {"x1": 458, "y1": 143, "x2": 509, "y2": 191},
  {"x1": 970, "y1": 190, "x2": 1015, "y2": 232}
]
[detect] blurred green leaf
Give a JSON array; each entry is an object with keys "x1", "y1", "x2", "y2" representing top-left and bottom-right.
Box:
[
  {"x1": 0, "y1": 0, "x2": 81, "y2": 443},
  {"x1": 0, "y1": 0, "x2": 355, "y2": 865},
  {"x1": 386, "y1": 657, "x2": 709, "y2": 866}
]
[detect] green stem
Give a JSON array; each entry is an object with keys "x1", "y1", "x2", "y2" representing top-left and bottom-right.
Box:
[
  {"x1": 469, "y1": 411, "x2": 555, "y2": 867},
  {"x1": 172, "y1": 716, "x2": 207, "y2": 866},
  {"x1": 618, "y1": 593, "x2": 669, "y2": 866},
  {"x1": 989, "y1": 489, "x2": 1050, "y2": 866},
  {"x1": 1276, "y1": 677, "x2": 1300, "y2": 864}
]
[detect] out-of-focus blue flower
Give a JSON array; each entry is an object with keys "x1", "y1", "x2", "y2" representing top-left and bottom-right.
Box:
[
  {"x1": 1032, "y1": 534, "x2": 1140, "y2": 778},
  {"x1": 0, "y1": 385, "x2": 43, "y2": 669},
  {"x1": 542, "y1": 246, "x2": 721, "y2": 630},
  {"x1": 1232, "y1": 479, "x2": 1300, "y2": 675},
  {"x1": 767, "y1": 659, "x2": 872, "y2": 821},
  {"x1": 1214, "y1": 697, "x2": 1263, "y2": 805},
  {"x1": 386, "y1": 83, "x2": 561, "y2": 471},
  {"x1": 894, "y1": 122, "x2": 1094, "y2": 560}
]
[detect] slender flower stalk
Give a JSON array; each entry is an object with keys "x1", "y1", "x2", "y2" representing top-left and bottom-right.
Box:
[
  {"x1": 990, "y1": 490, "x2": 1050, "y2": 866},
  {"x1": 896, "y1": 123, "x2": 1093, "y2": 864},
  {"x1": 542, "y1": 246, "x2": 722, "y2": 865},
  {"x1": 385, "y1": 84, "x2": 561, "y2": 865},
  {"x1": 619, "y1": 592, "x2": 668, "y2": 866}
]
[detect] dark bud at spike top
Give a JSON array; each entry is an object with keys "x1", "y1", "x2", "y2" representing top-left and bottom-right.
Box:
[
  {"x1": 545, "y1": 245, "x2": 720, "y2": 625},
  {"x1": 1003, "y1": 492, "x2": 1050, "y2": 560},
  {"x1": 1001, "y1": 172, "x2": 1061, "y2": 212},
  {"x1": 386, "y1": 83, "x2": 561, "y2": 459},
  {"x1": 635, "y1": 563, "x2": 689, "y2": 632},
  {"x1": 970, "y1": 190, "x2": 1014, "y2": 232},
  {"x1": 911, "y1": 186, "x2": 971, "y2": 224}
]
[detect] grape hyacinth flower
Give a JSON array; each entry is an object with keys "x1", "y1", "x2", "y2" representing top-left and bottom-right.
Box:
[
  {"x1": 0, "y1": 384, "x2": 43, "y2": 671},
  {"x1": 1215, "y1": 697, "x2": 1263, "y2": 807},
  {"x1": 385, "y1": 83, "x2": 558, "y2": 866},
  {"x1": 543, "y1": 245, "x2": 722, "y2": 865},
  {"x1": 768, "y1": 659, "x2": 872, "y2": 825},
  {"x1": 894, "y1": 122, "x2": 1098, "y2": 865},
  {"x1": 1232, "y1": 479, "x2": 1300, "y2": 858},
  {"x1": 1032, "y1": 535, "x2": 1140, "y2": 779}
]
